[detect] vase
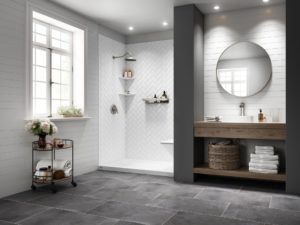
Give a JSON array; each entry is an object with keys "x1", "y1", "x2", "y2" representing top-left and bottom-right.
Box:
[{"x1": 38, "y1": 135, "x2": 47, "y2": 148}]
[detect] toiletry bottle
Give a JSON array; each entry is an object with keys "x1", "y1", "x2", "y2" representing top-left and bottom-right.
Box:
[
  {"x1": 258, "y1": 109, "x2": 264, "y2": 122},
  {"x1": 124, "y1": 70, "x2": 128, "y2": 77},
  {"x1": 161, "y1": 91, "x2": 168, "y2": 102},
  {"x1": 127, "y1": 70, "x2": 132, "y2": 78}
]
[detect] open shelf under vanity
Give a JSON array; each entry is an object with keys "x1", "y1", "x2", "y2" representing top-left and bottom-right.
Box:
[{"x1": 194, "y1": 121, "x2": 287, "y2": 183}]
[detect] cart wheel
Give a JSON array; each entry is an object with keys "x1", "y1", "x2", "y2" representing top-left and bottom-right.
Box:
[
  {"x1": 31, "y1": 185, "x2": 36, "y2": 191},
  {"x1": 71, "y1": 181, "x2": 77, "y2": 187},
  {"x1": 51, "y1": 188, "x2": 57, "y2": 193}
]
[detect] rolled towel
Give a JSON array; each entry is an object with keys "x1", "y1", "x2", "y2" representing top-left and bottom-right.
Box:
[
  {"x1": 250, "y1": 158, "x2": 279, "y2": 165},
  {"x1": 255, "y1": 146, "x2": 274, "y2": 151},
  {"x1": 249, "y1": 167, "x2": 278, "y2": 174},
  {"x1": 64, "y1": 168, "x2": 72, "y2": 177},
  {"x1": 249, "y1": 162, "x2": 278, "y2": 170},
  {"x1": 36, "y1": 160, "x2": 71, "y2": 171},
  {"x1": 250, "y1": 154, "x2": 278, "y2": 161}
]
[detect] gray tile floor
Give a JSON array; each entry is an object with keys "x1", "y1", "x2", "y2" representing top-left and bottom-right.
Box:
[{"x1": 1, "y1": 171, "x2": 300, "y2": 225}]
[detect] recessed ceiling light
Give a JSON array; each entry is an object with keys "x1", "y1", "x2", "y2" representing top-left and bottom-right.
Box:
[
  {"x1": 162, "y1": 21, "x2": 168, "y2": 26},
  {"x1": 262, "y1": 0, "x2": 270, "y2": 3},
  {"x1": 128, "y1": 26, "x2": 134, "y2": 31},
  {"x1": 214, "y1": 5, "x2": 220, "y2": 10}
]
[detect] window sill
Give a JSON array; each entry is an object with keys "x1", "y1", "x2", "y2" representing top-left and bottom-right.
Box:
[{"x1": 25, "y1": 116, "x2": 92, "y2": 122}]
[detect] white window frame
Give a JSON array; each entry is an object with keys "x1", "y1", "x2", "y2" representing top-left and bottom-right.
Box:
[{"x1": 25, "y1": 3, "x2": 87, "y2": 119}]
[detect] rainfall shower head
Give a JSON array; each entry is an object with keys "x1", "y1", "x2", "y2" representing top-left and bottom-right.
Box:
[{"x1": 113, "y1": 52, "x2": 136, "y2": 61}]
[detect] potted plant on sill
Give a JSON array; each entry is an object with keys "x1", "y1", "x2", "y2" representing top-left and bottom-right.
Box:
[
  {"x1": 25, "y1": 119, "x2": 58, "y2": 148},
  {"x1": 57, "y1": 106, "x2": 83, "y2": 118}
]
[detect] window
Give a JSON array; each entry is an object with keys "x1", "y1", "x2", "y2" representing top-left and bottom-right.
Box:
[
  {"x1": 218, "y1": 68, "x2": 248, "y2": 97},
  {"x1": 29, "y1": 11, "x2": 85, "y2": 118},
  {"x1": 32, "y1": 20, "x2": 73, "y2": 117}
]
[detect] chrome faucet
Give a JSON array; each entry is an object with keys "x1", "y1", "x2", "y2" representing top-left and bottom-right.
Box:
[{"x1": 240, "y1": 102, "x2": 245, "y2": 116}]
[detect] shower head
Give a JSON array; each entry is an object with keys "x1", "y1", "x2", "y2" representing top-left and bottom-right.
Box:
[{"x1": 113, "y1": 52, "x2": 136, "y2": 61}]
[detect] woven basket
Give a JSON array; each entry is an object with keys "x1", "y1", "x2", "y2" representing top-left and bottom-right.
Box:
[{"x1": 208, "y1": 144, "x2": 240, "y2": 170}]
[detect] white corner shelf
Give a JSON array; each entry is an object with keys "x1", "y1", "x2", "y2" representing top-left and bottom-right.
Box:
[
  {"x1": 119, "y1": 77, "x2": 135, "y2": 81},
  {"x1": 118, "y1": 93, "x2": 136, "y2": 97},
  {"x1": 160, "y1": 139, "x2": 174, "y2": 144}
]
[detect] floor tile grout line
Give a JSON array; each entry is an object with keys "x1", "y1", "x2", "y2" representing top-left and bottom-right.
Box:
[
  {"x1": 15, "y1": 207, "x2": 50, "y2": 224},
  {"x1": 220, "y1": 202, "x2": 231, "y2": 217},
  {"x1": 161, "y1": 211, "x2": 179, "y2": 225}
]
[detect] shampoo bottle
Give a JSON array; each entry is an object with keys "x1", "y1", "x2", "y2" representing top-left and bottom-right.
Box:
[{"x1": 258, "y1": 109, "x2": 264, "y2": 122}]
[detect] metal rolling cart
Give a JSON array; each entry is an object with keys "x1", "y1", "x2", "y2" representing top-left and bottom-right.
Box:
[{"x1": 31, "y1": 139, "x2": 77, "y2": 193}]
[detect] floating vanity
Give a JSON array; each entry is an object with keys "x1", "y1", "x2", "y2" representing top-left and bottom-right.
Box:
[{"x1": 193, "y1": 121, "x2": 286, "y2": 182}]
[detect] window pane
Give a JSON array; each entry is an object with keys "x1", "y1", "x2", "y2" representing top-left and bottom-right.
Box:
[
  {"x1": 36, "y1": 23, "x2": 47, "y2": 35},
  {"x1": 36, "y1": 49, "x2": 47, "y2": 67},
  {"x1": 35, "y1": 82, "x2": 47, "y2": 98},
  {"x1": 52, "y1": 53, "x2": 61, "y2": 69},
  {"x1": 61, "y1": 32, "x2": 71, "y2": 42},
  {"x1": 32, "y1": 66, "x2": 36, "y2": 80},
  {"x1": 61, "y1": 42, "x2": 70, "y2": 51},
  {"x1": 52, "y1": 39, "x2": 61, "y2": 49},
  {"x1": 52, "y1": 69, "x2": 60, "y2": 83},
  {"x1": 35, "y1": 34, "x2": 47, "y2": 45},
  {"x1": 52, "y1": 29, "x2": 61, "y2": 39},
  {"x1": 35, "y1": 66, "x2": 47, "y2": 82},
  {"x1": 52, "y1": 84, "x2": 61, "y2": 99},
  {"x1": 61, "y1": 71, "x2": 70, "y2": 84},
  {"x1": 61, "y1": 85, "x2": 70, "y2": 100},
  {"x1": 32, "y1": 82, "x2": 36, "y2": 98},
  {"x1": 61, "y1": 100, "x2": 70, "y2": 107},
  {"x1": 52, "y1": 100, "x2": 61, "y2": 114},
  {"x1": 61, "y1": 55, "x2": 71, "y2": 71},
  {"x1": 35, "y1": 99, "x2": 47, "y2": 115},
  {"x1": 33, "y1": 48, "x2": 36, "y2": 63}
]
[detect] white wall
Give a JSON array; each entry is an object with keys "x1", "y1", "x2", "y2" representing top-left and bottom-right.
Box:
[
  {"x1": 99, "y1": 34, "x2": 126, "y2": 165},
  {"x1": 126, "y1": 40, "x2": 174, "y2": 162},
  {"x1": 99, "y1": 39, "x2": 174, "y2": 164},
  {"x1": 0, "y1": 0, "x2": 123, "y2": 198},
  {"x1": 204, "y1": 4, "x2": 286, "y2": 121}
]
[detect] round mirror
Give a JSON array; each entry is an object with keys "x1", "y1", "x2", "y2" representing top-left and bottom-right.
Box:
[{"x1": 216, "y1": 42, "x2": 272, "y2": 97}]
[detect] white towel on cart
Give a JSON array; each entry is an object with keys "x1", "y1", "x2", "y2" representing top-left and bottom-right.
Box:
[
  {"x1": 249, "y1": 162, "x2": 278, "y2": 170},
  {"x1": 250, "y1": 159, "x2": 279, "y2": 165},
  {"x1": 36, "y1": 159, "x2": 71, "y2": 171},
  {"x1": 250, "y1": 154, "x2": 278, "y2": 161},
  {"x1": 249, "y1": 167, "x2": 278, "y2": 174}
]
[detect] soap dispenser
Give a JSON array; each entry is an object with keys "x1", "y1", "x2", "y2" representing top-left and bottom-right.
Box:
[{"x1": 258, "y1": 109, "x2": 264, "y2": 122}]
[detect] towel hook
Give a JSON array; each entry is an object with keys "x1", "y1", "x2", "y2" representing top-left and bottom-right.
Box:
[{"x1": 111, "y1": 104, "x2": 118, "y2": 114}]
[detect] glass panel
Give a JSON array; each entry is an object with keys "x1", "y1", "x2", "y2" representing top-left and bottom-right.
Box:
[
  {"x1": 61, "y1": 100, "x2": 70, "y2": 107},
  {"x1": 52, "y1": 84, "x2": 61, "y2": 99},
  {"x1": 52, "y1": 29, "x2": 61, "y2": 39},
  {"x1": 35, "y1": 82, "x2": 47, "y2": 98},
  {"x1": 35, "y1": 66, "x2": 47, "y2": 82},
  {"x1": 52, "y1": 39, "x2": 61, "y2": 49},
  {"x1": 61, "y1": 85, "x2": 70, "y2": 100},
  {"x1": 32, "y1": 48, "x2": 36, "y2": 64},
  {"x1": 61, "y1": 71, "x2": 70, "y2": 84},
  {"x1": 52, "y1": 100, "x2": 61, "y2": 114},
  {"x1": 52, "y1": 53, "x2": 61, "y2": 69},
  {"x1": 32, "y1": 82, "x2": 36, "y2": 98},
  {"x1": 36, "y1": 23, "x2": 47, "y2": 35},
  {"x1": 61, "y1": 32, "x2": 70, "y2": 42},
  {"x1": 35, "y1": 99, "x2": 47, "y2": 115},
  {"x1": 61, "y1": 55, "x2": 71, "y2": 71},
  {"x1": 35, "y1": 34, "x2": 47, "y2": 45},
  {"x1": 32, "y1": 65, "x2": 36, "y2": 80},
  {"x1": 32, "y1": 21, "x2": 36, "y2": 32},
  {"x1": 61, "y1": 42, "x2": 70, "y2": 51},
  {"x1": 52, "y1": 69, "x2": 61, "y2": 83},
  {"x1": 35, "y1": 49, "x2": 47, "y2": 67}
]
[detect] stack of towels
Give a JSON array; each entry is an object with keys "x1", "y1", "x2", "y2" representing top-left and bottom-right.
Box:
[
  {"x1": 35, "y1": 159, "x2": 72, "y2": 178},
  {"x1": 249, "y1": 146, "x2": 279, "y2": 174}
]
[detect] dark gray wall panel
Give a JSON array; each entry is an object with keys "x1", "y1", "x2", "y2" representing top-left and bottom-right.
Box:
[
  {"x1": 174, "y1": 5, "x2": 204, "y2": 183},
  {"x1": 286, "y1": 0, "x2": 300, "y2": 195}
]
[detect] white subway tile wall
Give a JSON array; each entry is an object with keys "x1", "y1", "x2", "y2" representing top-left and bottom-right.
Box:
[
  {"x1": 0, "y1": 0, "x2": 99, "y2": 198},
  {"x1": 204, "y1": 4, "x2": 286, "y2": 122}
]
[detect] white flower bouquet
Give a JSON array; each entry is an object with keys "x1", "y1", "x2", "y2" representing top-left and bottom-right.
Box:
[{"x1": 25, "y1": 119, "x2": 58, "y2": 136}]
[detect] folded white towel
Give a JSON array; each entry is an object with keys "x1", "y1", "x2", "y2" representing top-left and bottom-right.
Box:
[
  {"x1": 250, "y1": 154, "x2": 278, "y2": 161},
  {"x1": 249, "y1": 162, "x2": 278, "y2": 170},
  {"x1": 250, "y1": 159, "x2": 279, "y2": 165},
  {"x1": 255, "y1": 146, "x2": 274, "y2": 151},
  {"x1": 255, "y1": 149, "x2": 274, "y2": 155},
  {"x1": 249, "y1": 167, "x2": 278, "y2": 174},
  {"x1": 36, "y1": 160, "x2": 71, "y2": 171}
]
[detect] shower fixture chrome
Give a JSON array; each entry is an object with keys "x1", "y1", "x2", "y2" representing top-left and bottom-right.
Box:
[{"x1": 112, "y1": 52, "x2": 136, "y2": 61}]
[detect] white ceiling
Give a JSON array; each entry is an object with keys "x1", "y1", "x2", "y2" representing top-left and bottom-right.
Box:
[{"x1": 50, "y1": 0, "x2": 285, "y2": 35}]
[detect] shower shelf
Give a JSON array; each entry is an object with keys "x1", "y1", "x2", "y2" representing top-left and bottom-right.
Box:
[
  {"x1": 119, "y1": 92, "x2": 136, "y2": 96},
  {"x1": 119, "y1": 77, "x2": 135, "y2": 81},
  {"x1": 143, "y1": 98, "x2": 169, "y2": 104}
]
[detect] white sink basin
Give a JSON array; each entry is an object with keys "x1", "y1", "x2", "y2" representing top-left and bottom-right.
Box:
[{"x1": 221, "y1": 115, "x2": 254, "y2": 123}]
